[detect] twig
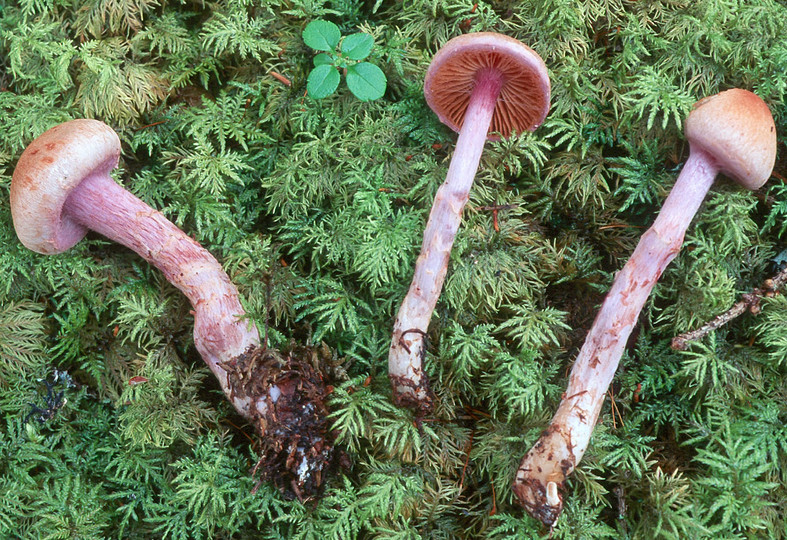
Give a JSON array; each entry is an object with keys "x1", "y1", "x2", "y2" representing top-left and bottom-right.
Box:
[
  {"x1": 614, "y1": 485, "x2": 628, "y2": 536},
  {"x1": 598, "y1": 222, "x2": 643, "y2": 231},
  {"x1": 459, "y1": 428, "x2": 475, "y2": 491},
  {"x1": 269, "y1": 71, "x2": 292, "y2": 86},
  {"x1": 136, "y1": 120, "x2": 166, "y2": 130},
  {"x1": 222, "y1": 417, "x2": 256, "y2": 445},
  {"x1": 607, "y1": 387, "x2": 624, "y2": 429},
  {"x1": 474, "y1": 204, "x2": 518, "y2": 211},
  {"x1": 671, "y1": 263, "x2": 787, "y2": 350},
  {"x1": 475, "y1": 204, "x2": 517, "y2": 232},
  {"x1": 489, "y1": 480, "x2": 497, "y2": 516}
]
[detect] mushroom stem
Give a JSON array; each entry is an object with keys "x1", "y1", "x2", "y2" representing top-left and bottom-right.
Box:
[
  {"x1": 513, "y1": 147, "x2": 718, "y2": 526},
  {"x1": 60, "y1": 169, "x2": 336, "y2": 498},
  {"x1": 389, "y1": 68, "x2": 504, "y2": 413},
  {"x1": 63, "y1": 172, "x2": 259, "y2": 412}
]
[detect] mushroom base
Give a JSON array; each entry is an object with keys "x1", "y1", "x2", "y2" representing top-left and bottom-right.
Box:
[
  {"x1": 512, "y1": 422, "x2": 574, "y2": 528},
  {"x1": 511, "y1": 477, "x2": 562, "y2": 529},
  {"x1": 222, "y1": 344, "x2": 336, "y2": 501},
  {"x1": 389, "y1": 371, "x2": 435, "y2": 416}
]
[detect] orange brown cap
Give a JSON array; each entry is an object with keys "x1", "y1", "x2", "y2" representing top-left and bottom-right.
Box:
[
  {"x1": 424, "y1": 32, "x2": 550, "y2": 141},
  {"x1": 685, "y1": 89, "x2": 776, "y2": 190},
  {"x1": 10, "y1": 119, "x2": 121, "y2": 254}
]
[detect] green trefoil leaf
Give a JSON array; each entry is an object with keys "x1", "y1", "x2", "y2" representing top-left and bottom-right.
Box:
[
  {"x1": 302, "y1": 20, "x2": 341, "y2": 52},
  {"x1": 346, "y1": 62, "x2": 387, "y2": 101},
  {"x1": 307, "y1": 64, "x2": 340, "y2": 99},
  {"x1": 313, "y1": 52, "x2": 333, "y2": 67},
  {"x1": 341, "y1": 33, "x2": 374, "y2": 60}
]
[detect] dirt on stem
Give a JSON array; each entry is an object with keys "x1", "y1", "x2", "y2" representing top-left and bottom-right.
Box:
[{"x1": 222, "y1": 343, "x2": 336, "y2": 502}]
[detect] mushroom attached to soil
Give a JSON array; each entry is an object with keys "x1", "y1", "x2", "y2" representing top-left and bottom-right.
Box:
[
  {"x1": 512, "y1": 89, "x2": 777, "y2": 527},
  {"x1": 11, "y1": 119, "x2": 334, "y2": 499},
  {"x1": 389, "y1": 32, "x2": 550, "y2": 414}
]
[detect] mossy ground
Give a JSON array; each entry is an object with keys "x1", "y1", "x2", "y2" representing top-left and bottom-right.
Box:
[{"x1": 1, "y1": 0, "x2": 787, "y2": 538}]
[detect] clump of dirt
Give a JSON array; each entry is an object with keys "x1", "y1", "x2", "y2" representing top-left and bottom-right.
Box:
[{"x1": 222, "y1": 343, "x2": 336, "y2": 501}]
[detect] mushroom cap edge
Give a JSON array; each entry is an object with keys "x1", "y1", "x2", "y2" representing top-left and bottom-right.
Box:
[
  {"x1": 10, "y1": 119, "x2": 121, "y2": 254},
  {"x1": 685, "y1": 88, "x2": 776, "y2": 191}
]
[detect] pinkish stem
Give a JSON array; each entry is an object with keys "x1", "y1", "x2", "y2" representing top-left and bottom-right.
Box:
[
  {"x1": 513, "y1": 147, "x2": 719, "y2": 527},
  {"x1": 389, "y1": 68, "x2": 503, "y2": 413},
  {"x1": 63, "y1": 171, "x2": 262, "y2": 419},
  {"x1": 64, "y1": 173, "x2": 338, "y2": 499}
]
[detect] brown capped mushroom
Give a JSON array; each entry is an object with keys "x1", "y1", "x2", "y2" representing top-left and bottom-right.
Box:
[
  {"x1": 11, "y1": 119, "x2": 335, "y2": 499},
  {"x1": 513, "y1": 89, "x2": 777, "y2": 527},
  {"x1": 389, "y1": 32, "x2": 550, "y2": 414}
]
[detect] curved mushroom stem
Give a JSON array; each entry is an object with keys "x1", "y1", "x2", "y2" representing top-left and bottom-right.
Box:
[
  {"x1": 513, "y1": 147, "x2": 719, "y2": 527},
  {"x1": 63, "y1": 172, "x2": 334, "y2": 499},
  {"x1": 389, "y1": 68, "x2": 503, "y2": 413},
  {"x1": 64, "y1": 172, "x2": 261, "y2": 414}
]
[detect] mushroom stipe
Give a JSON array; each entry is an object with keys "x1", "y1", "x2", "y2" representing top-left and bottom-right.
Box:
[{"x1": 388, "y1": 33, "x2": 550, "y2": 414}]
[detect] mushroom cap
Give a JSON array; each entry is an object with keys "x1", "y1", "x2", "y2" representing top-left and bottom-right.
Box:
[
  {"x1": 10, "y1": 119, "x2": 121, "y2": 254},
  {"x1": 424, "y1": 32, "x2": 550, "y2": 141},
  {"x1": 685, "y1": 89, "x2": 776, "y2": 190}
]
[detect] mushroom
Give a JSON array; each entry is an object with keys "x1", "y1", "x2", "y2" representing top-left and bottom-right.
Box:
[
  {"x1": 512, "y1": 89, "x2": 777, "y2": 527},
  {"x1": 10, "y1": 119, "x2": 334, "y2": 499},
  {"x1": 389, "y1": 32, "x2": 550, "y2": 413}
]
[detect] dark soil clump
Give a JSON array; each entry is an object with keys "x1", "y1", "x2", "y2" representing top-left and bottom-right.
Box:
[{"x1": 223, "y1": 343, "x2": 335, "y2": 501}]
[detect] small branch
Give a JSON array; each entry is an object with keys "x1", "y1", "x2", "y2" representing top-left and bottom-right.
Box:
[
  {"x1": 607, "y1": 388, "x2": 624, "y2": 429},
  {"x1": 474, "y1": 203, "x2": 518, "y2": 211},
  {"x1": 459, "y1": 428, "x2": 475, "y2": 491},
  {"x1": 269, "y1": 71, "x2": 292, "y2": 86},
  {"x1": 475, "y1": 204, "x2": 517, "y2": 232},
  {"x1": 598, "y1": 222, "x2": 643, "y2": 231},
  {"x1": 671, "y1": 264, "x2": 787, "y2": 350},
  {"x1": 490, "y1": 480, "x2": 497, "y2": 516},
  {"x1": 136, "y1": 120, "x2": 167, "y2": 130}
]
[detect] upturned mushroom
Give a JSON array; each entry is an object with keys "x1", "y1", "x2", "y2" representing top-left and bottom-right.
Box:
[
  {"x1": 389, "y1": 32, "x2": 550, "y2": 413},
  {"x1": 10, "y1": 119, "x2": 334, "y2": 499},
  {"x1": 513, "y1": 89, "x2": 777, "y2": 527}
]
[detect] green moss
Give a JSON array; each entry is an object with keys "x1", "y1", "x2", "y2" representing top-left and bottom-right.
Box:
[{"x1": 1, "y1": 0, "x2": 786, "y2": 537}]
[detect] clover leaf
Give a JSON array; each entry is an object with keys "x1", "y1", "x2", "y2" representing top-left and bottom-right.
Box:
[
  {"x1": 346, "y1": 63, "x2": 387, "y2": 101},
  {"x1": 341, "y1": 33, "x2": 374, "y2": 60},
  {"x1": 307, "y1": 64, "x2": 341, "y2": 99},
  {"x1": 302, "y1": 20, "x2": 387, "y2": 101},
  {"x1": 302, "y1": 20, "x2": 341, "y2": 51}
]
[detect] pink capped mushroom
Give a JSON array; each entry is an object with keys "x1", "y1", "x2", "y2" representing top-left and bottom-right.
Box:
[
  {"x1": 513, "y1": 89, "x2": 777, "y2": 527},
  {"x1": 389, "y1": 32, "x2": 550, "y2": 414},
  {"x1": 10, "y1": 119, "x2": 334, "y2": 499}
]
